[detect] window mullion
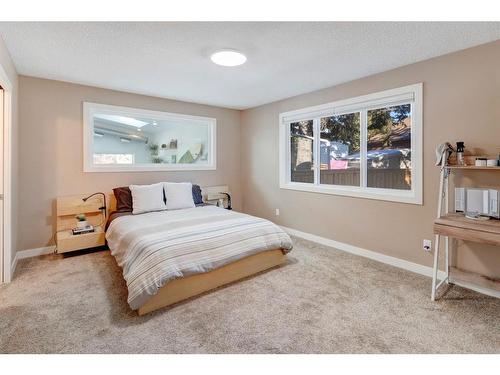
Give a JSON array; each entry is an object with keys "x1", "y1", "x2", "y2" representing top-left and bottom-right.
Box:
[
  {"x1": 360, "y1": 110, "x2": 367, "y2": 188},
  {"x1": 289, "y1": 122, "x2": 293, "y2": 184},
  {"x1": 313, "y1": 118, "x2": 320, "y2": 186}
]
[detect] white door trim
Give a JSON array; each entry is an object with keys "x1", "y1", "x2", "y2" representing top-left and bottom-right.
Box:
[{"x1": 0, "y1": 62, "x2": 13, "y2": 283}]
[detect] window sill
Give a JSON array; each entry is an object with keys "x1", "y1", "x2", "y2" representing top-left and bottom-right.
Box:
[
  {"x1": 280, "y1": 182, "x2": 422, "y2": 205},
  {"x1": 83, "y1": 164, "x2": 217, "y2": 173}
]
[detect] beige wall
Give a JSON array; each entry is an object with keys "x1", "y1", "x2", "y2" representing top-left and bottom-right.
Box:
[
  {"x1": 15, "y1": 41, "x2": 500, "y2": 279},
  {"x1": 241, "y1": 40, "x2": 500, "y2": 278},
  {"x1": 0, "y1": 36, "x2": 18, "y2": 273},
  {"x1": 18, "y1": 76, "x2": 241, "y2": 251}
]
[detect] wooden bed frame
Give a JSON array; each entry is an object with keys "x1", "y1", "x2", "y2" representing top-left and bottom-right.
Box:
[
  {"x1": 138, "y1": 249, "x2": 286, "y2": 315},
  {"x1": 106, "y1": 191, "x2": 287, "y2": 315}
]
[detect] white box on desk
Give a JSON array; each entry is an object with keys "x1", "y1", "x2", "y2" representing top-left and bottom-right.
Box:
[{"x1": 455, "y1": 187, "x2": 500, "y2": 218}]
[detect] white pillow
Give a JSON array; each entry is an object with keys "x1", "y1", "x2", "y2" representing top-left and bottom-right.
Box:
[
  {"x1": 129, "y1": 183, "x2": 166, "y2": 215},
  {"x1": 163, "y1": 182, "x2": 195, "y2": 210}
]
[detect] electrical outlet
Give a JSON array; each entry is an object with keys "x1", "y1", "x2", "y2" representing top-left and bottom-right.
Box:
[
  {"x1": 423, "y1": 239, "x2": 432, "y2": 252},
  {"x1": 275, "y1": 208, "x2": 280, "y2": 216}
]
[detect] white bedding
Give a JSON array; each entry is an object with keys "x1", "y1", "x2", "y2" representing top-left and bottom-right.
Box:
[{"x1": 106, "y1": 206, "x2": 293, "y2": 310}]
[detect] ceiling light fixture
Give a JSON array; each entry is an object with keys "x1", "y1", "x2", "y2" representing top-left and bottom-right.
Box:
[{"x1": 210, "y1": 50, "x2": 247, "y2": 67}]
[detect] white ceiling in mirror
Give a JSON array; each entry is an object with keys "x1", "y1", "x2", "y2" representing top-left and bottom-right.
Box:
[{"x1": 94, "y1": 114, "x2": 150, "y2": 128}]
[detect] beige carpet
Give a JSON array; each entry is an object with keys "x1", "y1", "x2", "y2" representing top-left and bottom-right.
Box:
[{"x1": 1, "y1": 236, "x2": 499, "y2": 354}]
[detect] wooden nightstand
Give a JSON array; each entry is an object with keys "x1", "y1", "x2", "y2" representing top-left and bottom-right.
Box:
[
  {"x1": 201, "y1": 185, "x2": 231, "y2": 209},
  {"x1": 55, "y1": 195, "x2": 106, "y2": 253}
]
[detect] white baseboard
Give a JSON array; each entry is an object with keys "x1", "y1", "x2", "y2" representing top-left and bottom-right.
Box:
[
  {"x1": 16, "y1": 246, "x2": 55, "y2": 260},
  {"x1": 10, "y1": 246, "x2": 55, "y2": 278},
  {"x1": 10, "y1": 231, "x2": 445, "y2": 283},
  {"x1": 10, "y1": 252, "x2": 18, "y2": 278},
  {"x1": 281, "y1": 225, "x2": 446, "y2": 280}
]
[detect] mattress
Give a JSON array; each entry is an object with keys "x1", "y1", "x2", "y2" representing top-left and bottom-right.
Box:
[{"x1": 105, "y1": 206, "x2": 293, "y2": 309}]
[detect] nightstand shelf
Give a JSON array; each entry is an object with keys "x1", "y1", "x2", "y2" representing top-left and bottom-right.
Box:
[
  {"x1": 55, "y1": 226, "x2": 105, "y2": 253},
  {"x1": 201, "y1": 185, "x2": 231, "y2": 209},
  {"x1": 56, "y1": 195, "x2": 107, "y2": 253}
]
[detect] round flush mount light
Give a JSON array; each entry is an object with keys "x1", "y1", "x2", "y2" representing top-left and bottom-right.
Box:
[{"x1": 210, "y1": 50, "x2": 247, "y2": 67}]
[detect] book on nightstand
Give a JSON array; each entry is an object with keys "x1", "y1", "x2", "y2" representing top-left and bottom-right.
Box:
[{"x1": 72, "y1": 225, "x2": 95, "y2": 235}]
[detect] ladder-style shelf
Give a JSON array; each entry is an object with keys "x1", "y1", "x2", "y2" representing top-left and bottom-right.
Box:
[{"x1": 431, "y1": 161, "x2": 500, "y2": 300}]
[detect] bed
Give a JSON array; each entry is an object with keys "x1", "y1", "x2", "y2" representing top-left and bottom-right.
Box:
[{"x1": 106, "y1": 203, "x2": 293, "y2": 315}]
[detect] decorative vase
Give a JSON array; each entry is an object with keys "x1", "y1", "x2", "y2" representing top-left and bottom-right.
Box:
[{"x1": 77, "y1": 220, "x2": 88, "y2": 229}]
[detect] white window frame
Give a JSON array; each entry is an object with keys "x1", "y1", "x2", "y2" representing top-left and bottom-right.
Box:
[
  {"x1": 279, "y1": 83, "x2": 423, "y2": 205},
  {"x1": 83, "y1": 102, "x2": 217, "y2": 172}
]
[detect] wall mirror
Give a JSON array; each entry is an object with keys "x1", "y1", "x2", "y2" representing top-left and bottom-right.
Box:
[{"x1": 83, "y1": 102, "x2": 216, "y2": 172}]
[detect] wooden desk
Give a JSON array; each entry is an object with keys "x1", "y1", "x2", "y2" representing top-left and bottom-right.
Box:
[{"x1": 434, "y1": 214, "x2": 500, "y2": 247}]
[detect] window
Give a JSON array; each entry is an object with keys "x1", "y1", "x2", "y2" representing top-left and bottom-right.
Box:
[
  {"x1": 367, "y1": 104, "x2": 411, "y2": 190},
  {"x1": 320, "y1": 112, "x2": 360, "y2": 187},
  {"x1": 279, "y1": 84, "x2": 422, "y2": 204},
  {"x1": 290, "y1": 120, "x2": 314, "y2": 183},
  {"x1": 93, "y1": 153, "x2": 135, "y2": 165},
  {"x1": 83, "y1": 102, "x2": 216, "y2": 172}
]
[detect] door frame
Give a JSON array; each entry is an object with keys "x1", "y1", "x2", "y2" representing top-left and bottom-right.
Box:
[{"x1": 0, "y1": 63, "x2": 13, "y2": 283}]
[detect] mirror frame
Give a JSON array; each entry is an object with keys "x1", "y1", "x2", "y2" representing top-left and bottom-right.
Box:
[{"x1": 83, "y1": 102, "x2": 217, "y2": 172}]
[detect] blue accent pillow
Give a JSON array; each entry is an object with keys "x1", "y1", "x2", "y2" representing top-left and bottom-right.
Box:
[{"x1": 192, "y1": 184, "x2": 203, "y2": 205}]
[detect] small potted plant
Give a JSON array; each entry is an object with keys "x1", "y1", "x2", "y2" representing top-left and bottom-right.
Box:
[
  {"x1": 75, "y1": 214, "x2": 88, "y2": 229},
  {"x1": 149, "y1": 143, "x2": 159, "y2": 156}
]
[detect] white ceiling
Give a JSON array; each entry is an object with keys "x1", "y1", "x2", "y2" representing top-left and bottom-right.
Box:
[{"x1": 0, "y1": 22, "x2": 499, "y2": 109}]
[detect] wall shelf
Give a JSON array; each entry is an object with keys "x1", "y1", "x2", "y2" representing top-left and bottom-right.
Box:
[{"x1": 446, "y1": 154, "x2": 499, "y2": 170}]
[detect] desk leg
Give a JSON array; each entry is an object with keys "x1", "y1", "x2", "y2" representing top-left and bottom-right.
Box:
[
  {"x1": 431, "y1": 234, "x2": 440, "y2": 301},
  {"x1": 445, "y1": 236, "x2": 449, "y2": 284},
  {"x1": 444, "y1": 172, "x2": 449, "y2": 284}
]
